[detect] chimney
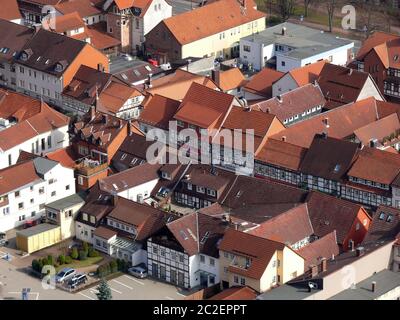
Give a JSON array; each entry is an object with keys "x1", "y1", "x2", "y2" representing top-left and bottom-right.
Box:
[
  {"x1": 211, "y1": 69, "x2": 220, "y2": 86},
  {"x1": 147, "y1": 73, "x2": 153, "y2": 89},
  {"x1": 265, "y1": 107, "x2": 270, "y2": 114},
  {"x1": 369, "y1": 139, "x2": 378, "y2": 148},
  {"x1": 348, "y1": 68, "x2": 353, "y2": 76},
  {"x1": 320, "y1": 258, "x2": 327, "y2": 273},
  {"x1": 349, "y1": 239, "x2": 355, "y2": 251},
  {"x1": 310, "y1": 264, "x2": 318, "y2": 277},
  {"x1": 356, "y1": 246, "x2": 365, "y2": 257},
  {"x1": 276, "y1": 95, "x2": 283, "y2": 103},
  {"x1": 281, "y1": 136, "x2": 286, "y2": 142},
  {"x1": 113, "y1": 194, "x2": 118, "y2": 206},
  {"x1": 90, "y1": 105, "x2": 96, "y2": 121},
  {"x1": 322, "y1": 117, "x2": 329, "y2": 128},
  {"x1": 234, "y1": 222, "x2": 239, "y2": 230},
  {"x1": 371, "y1": 281, "x2": 376, "y2": 292},
  {"x1": 281, "y1": 26, "x2": 287, "y2": 36}
]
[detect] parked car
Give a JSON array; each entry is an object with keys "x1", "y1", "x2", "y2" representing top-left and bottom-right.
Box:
[
  {"x1": 128, "y1": 264, "x2": 147, "y2": 279},
  {"x1": 67, "y1": 273, "x2": 87, "y2": 289},
  {"x1": 56, "y1": 268, "x2": 76, "y2": 283}
]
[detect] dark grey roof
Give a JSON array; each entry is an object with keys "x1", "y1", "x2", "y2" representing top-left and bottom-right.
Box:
[
  {"x1": 256, "y1": 282, "x2": 317, "y2": 300},
  {"x1": 17, "y1": 28, "x2": 86, "y2": 76},
  {"x1": 45, "y1": 192, "x2": 86, "y2": 211},
  {"x1": 329, "y1": 269, "x2": 400, "y2": 300},
  {"x1": 16, "y1": 223, "x2": 59, "y2": 238},
  {"x1": 33, "y1": 157, "x2": 59, "y2": 176}
]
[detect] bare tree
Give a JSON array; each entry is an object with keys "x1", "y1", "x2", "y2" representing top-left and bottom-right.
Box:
[
  {"x1": 326, "y1": 0, "x2": 336, "y2": 33},
  {"x1": 303, "y1": 0, "x2": 313, "y2": 17},
  {"x1": 277, "y1": 0, "x2": 295, "y2": 21}
]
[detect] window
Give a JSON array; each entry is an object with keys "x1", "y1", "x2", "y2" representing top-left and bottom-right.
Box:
[
  {"x1": 378, "y1": 212, "x2": 385, "y2": 220},
  {"x1": 206, "y1": 189, "x2": 216, "y2": 197},
  {"x1": 196, "y1": 186, "x2": 205, "y2": 193},
  {"x1": 152, "y1": 246, "x2": 158, "y2": 254},
  {"x1": 78, "y1": 176, "x2": 84, "y2": 185},
  {"x1": 65, "y1": 185, "x2": 70, "y2": 191},
  {"x1": 90, "y1": 216, "x2": 96, "y2": 224},
  {"x1": 49, "y1": 179, "x2": 55, "y2": 185},
  {"x1": 82, "y1": 213, "x2": 88, "y2": 221},
  {"x1": 8, "y1": 154, "x2": 12, "y2": 166},
  {"x1": 240, "y1": 277, "x2": 245, "y2": 285},
  {"x1": 160, "y1": 248, "x2": 166, "y2": 257},
  {"x1": 177, "y1": 120, "x2": 184, "y2": 127},
  {"x1": 30, "y1": 198, "x2": 34, "y2": 204},
  {"x1": 200, "y1": 255, "x2": 205, "y2": 263},
  {"x1": 136, "y1": 18, "x2": 139, "y2": 29},
  {"x1": 179, "y1": 254, "x2": 184, "y2": 263},
  {"x1": 51, "y1": 191, "x2": 56, "y2": 197},
  {"x1": 47, "y1": 136, "x2": 52, "y2": 148},
  {"x1": 209, "y1": 258, "x2": 215, "y2": 266},
  {"x1": 281, "y1": 61, "x2": 286, "y2": 67},
  {"x1": 233, "y1": 275, "x2": 239, "y2": 283},
  {"x1": 18, "y1": 202, "x2": 24, "y2": 210},
  {"x1": 187, "y1": 183, "x2": 192, "y2": 190},
  {"x1": 243, "y1": 45, "x2": 251, "y2": 52},
  {"x1": 31, "y1": 211, "x2": 36, "y2": 217},
  {"x1": 15, "y1": 191, "x2": 20, "y2": 198},
  {"x1": 387, "y1": 214, "x2": 394, "y2": 223}
]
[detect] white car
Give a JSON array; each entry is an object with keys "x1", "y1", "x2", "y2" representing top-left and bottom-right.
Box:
[{"x1": 56, "y1": 268, "x2": 76, "y2": 283}]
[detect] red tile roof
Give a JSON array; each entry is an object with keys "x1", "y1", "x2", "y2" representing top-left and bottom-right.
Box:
[
  {"x1": 347, "y1": 146, "x2": 400, "y2": 185},
  {"x1": 94, "y1": 226, "x2": 117, "y2": 240},
  {"x1": 255, "y1": 139, "x2": 307, "y2": 171},
  {"x1": 249, "y1": 203, "x2": 313, "y2": 246},
  {"x1": 46, "y1": 146, "x2": 80, "y2": 169},
  {"x1": 219, "y1": 229, "x2": 287, "y2": 279},
  {"x1": 167, "y1": 212, "x2": 229, "y2": 257},
  {"x1": 147, "y1": 69, "x2": 218, "y2": 100},
  {"x1": 87, "y1": 22, "x2": 121, "y2": 50},
  {"x1": 217, "y1": 68, "x2": 247, "y2": 92},
  {"x1": 208, "y1": 286, "x2": 257, "y2": 300},
  {"x1": 306, "y1": 191, "x2": 368, "y2": 245},
  {"x1": 53, "y1": 12, "x2": 85, "y2": 33},
  {"x1": 139, "y1": 94, "x2": 180, "y2": 130},
  {"x1": 244, "y1": 68, "x2": 284, "y2": 98},
  {"x1": 253, "y1": 83, "x2": 326, "y2": 122},
  {"x1": 162, "y1": 0, "x2": 266, "y2": 45},
  {"x1": 55, "y1": 0, "x2": 102, "y2": 18},
  {"x1": 354, "y1": 113, "x2": 400, "y2": 146},
  {"x1": 0, "y1": 0, "x2": 22, "y2": 21},
  {"x1": 270, "y1": 97, "x2": 382, "y2": 148},
  {"x1": 356, "y1": 31, "x2": 400, "y2": 61},
  {"x1": 288, "y1": 60, "x2": 327, "y2": 86},
  {"x1": 297, "y1": 231, "x2": 339, "y2": 269}
]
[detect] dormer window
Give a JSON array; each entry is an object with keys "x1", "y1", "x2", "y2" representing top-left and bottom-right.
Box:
[
  {"x1": 21, "y1": 52, "x2": 28, "y2": 61},
  {"x1": 196, "y1": 186, "x2": 205, "y2": 194},
  {"x1": 161, "y1": 171, "x2": 171, "y2": 180},
  {"x1": 55, "y1": 63, "x2": 63, "y2": 72}
]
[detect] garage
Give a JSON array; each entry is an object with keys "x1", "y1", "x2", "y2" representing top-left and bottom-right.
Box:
[{"x1": 16, "y1": 223, "x2": 61, "y2": 254}]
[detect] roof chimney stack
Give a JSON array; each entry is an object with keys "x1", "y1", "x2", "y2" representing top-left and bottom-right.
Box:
[
  {"x1": 211, "y1": 69, "x2": 220, "y2": 86},
  {"x1": 320, "y1": 258, "x2": 327, "y2": 273},
  {"x1": 349, "y1": 239, "x2": 355, "y2": 251},
  {"x1": 90, "y1": 105, "x2": 96, "y2": 121},
  {"x1": 371, "y1": 281, "x2": 376, "y2": 292},
  {"x1": 282, "y1": 26, "x2": 287, "y2": 36},
  {"x1": 310, "y1": 264, "x2": 318, "y2": 277},
  {"x1": 281, "y1": 136, "x2": 286, "y2": 142}
]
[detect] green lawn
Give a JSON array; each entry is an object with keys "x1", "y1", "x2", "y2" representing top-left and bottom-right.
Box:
[{"x1": 55, "y1": 256, "x2": 103, "y2": 272}]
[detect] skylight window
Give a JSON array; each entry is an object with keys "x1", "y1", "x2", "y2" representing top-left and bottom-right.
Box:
[
  {"x1": 200, "y1": 231, "x2": 210, "y2": 245},
  {"x1": 120, "y1": 153, "x2": 127, "y2": 160},
  {"x1": 386, "y1": 214, "x2": 394, "y2": 223},
  {"x1": 112, "y1": 183, "x2": 119, "y2": 190},
  {"x1": 145, "y1": 65, "x2": 152, "y2": 72},
  {"x1": 121, "y1": 73, "x2": 128, "y2": 80},
  {"x1": 180, "y1": 230, "x2": 188, "y2": 240},
  {"x1": 378, "y1": 212, "x2": 385, "y2": 220},
  {"x1": 133, "y1": 70, "x2": 141, "y2": 76},
  {"x1": 333, "y1": 164, "x2": 341, "y2": 173}
]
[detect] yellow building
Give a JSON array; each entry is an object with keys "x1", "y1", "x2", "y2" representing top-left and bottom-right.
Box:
[
  {"x1": 219, "y1": 229, "x2": 305, "y2": 293},
  {"x1": 145, "y1": 0, "x2": 266, "y2": 63},
  {"x1": 16, "y1": 224, "x2": 61, "y2": 254}
]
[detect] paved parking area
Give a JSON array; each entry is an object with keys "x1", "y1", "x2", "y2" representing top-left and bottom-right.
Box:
[
  {"x1": 76, "y1": 274, "x2": 187, "y2": 300},
  {"x1": 0, "y1": 247, "x2": 188, "y2": 300}
]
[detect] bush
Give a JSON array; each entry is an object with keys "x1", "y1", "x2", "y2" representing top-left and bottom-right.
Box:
[
  {"x1": 47, "y1": 255, "x2": 54, "y2": 266},
  {"x1": 97, "y1": 265, "x2": 107, "y2": 278},
  {"x1": 58, "y1": 254, "x2": 65, "y2": 265},
  {"x1": 109, "y1": 260, "x2": 118, "y2": 273},
  {"x1": 71, "y1": 247, "x2": 79, "y2": 260},
  {"x1": 41, "y1": 257, "x2": 48, "y2": 266},
  {"x1": 88, "y1": 248, "x2": 100, "y2": 258},
  {"x1": 32, "y1": 259, "x2": 40, "y2": 272},
  {"x1": 117, "y1": 259, "x2": 127, "y2": 272},
  {"x1": 65, "y1": 255, "x2": 73, "y2": 264},
  {"x1": 82, "y1": 242, "x2": 89, "y2": 255},
  {"x1": 79, "y1": 250, "x2": 88, "y2": 261}
]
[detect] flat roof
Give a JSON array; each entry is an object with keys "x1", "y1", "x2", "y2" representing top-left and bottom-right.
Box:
[
  {"x1": 45, "y1": 192, "x2": 86, "y2": 211},
  {"x1": 329, "y1": 269, "x2": 400, "y2": 300},
  {"x1": 16, "y1": 223, "x2": 60, "y2": 238},
  {"x1": 242, "y1": 22, "x2": 353, "y2": 59}
]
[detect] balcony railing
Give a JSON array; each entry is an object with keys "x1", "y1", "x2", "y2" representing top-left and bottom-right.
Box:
[{"x1": 75, "y1": 161, "x2": 108, "y2": 176}]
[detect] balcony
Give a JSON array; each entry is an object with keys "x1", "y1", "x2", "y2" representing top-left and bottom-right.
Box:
[{"x1": 75, "y1": 159, "x2": 108, "y2": 177}]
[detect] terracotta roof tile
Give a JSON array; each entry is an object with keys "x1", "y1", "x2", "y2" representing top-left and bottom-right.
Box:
[
  {"x1": 270, "y1": 97, "x2": 381, "y2": 148},
  {"x1": 356, "y1": 31, "x2": 400, "y2": 61},
  {"x1": 362, "y1": 206, "x2": 400, "y2": 244},
  {"x1": 253, "y1": 83, "x2": 326, "y2": 122},
  {"x1": 208, "y1": 286, "x2": 257, "y2": 300},
  {"x1": 297, "y1": 231, "x2": 339, "y2": 269},
  {"x1": 255, "y1": 139, "x2": 307, "y2": 171},
  {"x1": 244, "y1": 68, "x2": 284, "y2": 98},
  {"x1": 163, "y1": 0, "x2": 265, "y2": 45},
  {"x1": 217, "y1": 68, "x2": 246, "y2": 92},
  {"x1": 53, "y1": 12, "x2": 85, "y2": 33},
  {"x1": 0, "y1": 0, "x2": 22, "y2": 21},
  {"x1": 288, "y1": 60, "x2": 326, "y2": 86},
  {"x1": 219, "y1": 229, "x2": 286, "y2": 279},
  {"x1": 55, "y1": 0, "x2": 102, "y2": 17},
  {"x1": 249, "y1": 203, "x2": 313, "y2": 246}
]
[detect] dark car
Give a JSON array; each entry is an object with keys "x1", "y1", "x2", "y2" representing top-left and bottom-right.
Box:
[{"x1": 67, "y1": 274, "x2": 88, "y2": 289}]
